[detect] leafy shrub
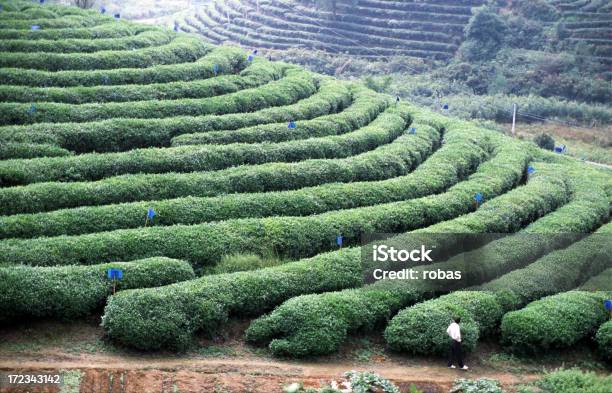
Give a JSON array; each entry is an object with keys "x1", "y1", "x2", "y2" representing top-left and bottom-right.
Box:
[
  {"x1": 102, "y1": 249, "x2": 364, "y2": 350},
  {"x1": 461, "y1": 8, "x2": 507, "y2": 61},
  {"x1": 527, "y1": 369, "x2": 612, "y2": 393},
  {"x1": 595, "y1": 321, "x2": 612, "y2": 361},
  {"x1": 0, "y1": 120, "x2": 446, "y2": 239},
  {"x1": 246, "y1": 163, "x2": 568, "y2": 357},
  {"x1": 0, "y1": 47, "x2": 267, "y2": 104},
  {"x1": 513, "y1": 0, "x2": 559, "y2": 22},
  {"x1": 451, "y1": 378, "x2": 505, "y2": 393},
  {"x1": 501, "y1": 291, "x2": 610, "y2": 354},
  {"x1": 0, "y1": 127, "x2": 420, "y2": 215},
  {"x1": 0, "y1": 67, "x2": 316, "y2": 126},
  {"x1": 0, "y1": 74, "x2": 345, "y2": 153},
  {"x1": 0, "y1": 101, "x2": 403, "y2": 185},
  {"x1": 0, "y1": 257, "x2": 194, "y2": 321},
  {"x1": 0, "y1": 29, "x2": 174, "y2": 53},
  {"x1": 534, "y1": 133, "x2": 555, "y2": 151}
]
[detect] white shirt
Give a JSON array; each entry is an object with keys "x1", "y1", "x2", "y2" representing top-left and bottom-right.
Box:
[{"x1": 447, "y1": 322, "x2": 461, "y2": 342}]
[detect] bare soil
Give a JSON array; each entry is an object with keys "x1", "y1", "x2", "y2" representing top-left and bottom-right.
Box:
[{"x1": 0, "y1": 317, "x2": 608, "y2": 393}]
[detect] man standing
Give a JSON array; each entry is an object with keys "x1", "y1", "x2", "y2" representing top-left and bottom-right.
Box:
[{"x1": 447, "y1": 317, "x2": 468, "y2": 370}]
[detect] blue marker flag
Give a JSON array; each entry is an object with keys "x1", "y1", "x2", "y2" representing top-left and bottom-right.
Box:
[
  {"x1": 247, "y1": 54, "x2": 254, "y2": 62},
  {"x1": 474, "y1": 192, "x2": 483, "y2": 204},
  {"x1": 147, "y1": 208, "x2": 156, "y2": 219},
  {"x1": 173, "y1": 24, "x2": 179, "y2": 32},
  {"x1": 527, "y1": 165, "x2": 535, "y2": 175},
  {"x1": 554, "y1": 144, "x2": 566, "y2": 154},
  {"x1": 31, "y1": 25, "x2": 40, "y2": 30},
  {"x1": 28, "y1": 104, "x2": 36, "y2": 114},
  {"x1": 107, "y1": 268, "x2": 123, "y2": 280},
  {"x1": 100, "y1": 5, "x2": 106, "y2": 14},
  {"x1": 408, "y1": 127, "x2": 416, "y2": 134},
  {"x1": 39, "y1": 0, "x2": 45, "y2": 4},
  {"x1": 114, "y1": 13, "x2": 120, "y2": 19},
  {"x1": 443, "y1": 103, "x2": 449, "y2": 110},
  {"x1": 253, "y1": 49, "x2": 258, "y2": 54},
  {"x1": 605, "y1": 300, "x2": 612, "y2": 311},
  {"x1": 336, "y1": 235, "x2": 343, "y2": 247},
  {"x1": 288, "y1": 120, "x2": 296, "y2": 129}
]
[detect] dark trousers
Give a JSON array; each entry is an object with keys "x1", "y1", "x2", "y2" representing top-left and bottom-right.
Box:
[{"x1": 448, "y1": 340, "x2": 464, "y2": 368}]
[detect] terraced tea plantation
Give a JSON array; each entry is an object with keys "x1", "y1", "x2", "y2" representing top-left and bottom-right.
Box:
[
  {"x1": 175, "y1": 0, "x2": 486, "y2": 60},
  {"x1": 1, "y1": 0, "x2": 611, "y2": 367},
  {"x1": 552, "y1": 0, "x2": 612, "y2": 65}
]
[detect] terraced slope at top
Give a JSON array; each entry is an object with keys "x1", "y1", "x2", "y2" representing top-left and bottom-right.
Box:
[
  {"x1": 550, "y1": 0, "x2": 612, "y2": 64},
  {"x1": 0, "y1": 0, "x2": 611, "y2": 359},
  {"x1": 175, "y1": 0, "x2": 486, "y2": 60}
]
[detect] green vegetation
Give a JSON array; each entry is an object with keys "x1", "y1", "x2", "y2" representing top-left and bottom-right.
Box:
[
  {"x1": 0, "y1": 1, "x2": 610, "y2": 373},
  {"x1": 0, "y1": 257, "x2": 194, "y2": 321}
]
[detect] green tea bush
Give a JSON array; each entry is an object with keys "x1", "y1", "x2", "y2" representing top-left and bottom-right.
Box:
[
  {"x1": 102, "y1": 249, "x2": 364, "y2": 350},
  {"x1": 0, "y1": 14, "x2": 107, "y2": 29},
  {"x1": 0, "y1": 22, "x2": 153, "y2": 40},
  {"x1": 484, "y1": 221, "x2": 612, "y2": 311},
  {"x1": 0, "y1": 257, "x2": 194, "y2": 321},
  {"x1": 101, "y1": 122, "x2": 529, "y2": 351},
  {"x1": 0, "y1": 67, "x2": 316, "y2": 125},
  {"x1": 383, "y1": 174, "x2": 610, "y2": 354},
  {"x1": 595, "y1": 321, "x2": 612, "y2": 361},
  {"x1": 171, "y1": 86, "x2": 388, "y2": 145},
  {"x1": 385, "y1": 292, "x2": 502, "y2": 355},
  {"x1": 0, "y1": 35, "x2": 210, "y2": 71},
  {"x1": 501, "y1": 291, "x2": 610, "y2": 354},
  {"x1": 0, "y1": 131, "x2": 421, "y2": 215},
  {"x1": 0, "y1": 74, "x2": 348, "y2": 153},
  {"x1": 0, "y1": 120, "x2": 452, "y2": 239},
  {"x1": 0, "y1": 29, "x2": 173, "y2": 53},
  {"x1": 0, "y1": 41, "x2": 231, "y2": 87},
  {"x1": 0, "y1": 98, "x2": 403, "y2": 185},
  {"x1": 528, "y1": 369, "x2": 612, "y2": 393},
  {"x1": 245, "y1": 161, "x2": 568, "y2": 357},
  {"x1": 0, "y1": 56, "x2": 279, "y2": 104},
  {"x1": 0, "y1": 143, "x2": 72, "y2": 160}
]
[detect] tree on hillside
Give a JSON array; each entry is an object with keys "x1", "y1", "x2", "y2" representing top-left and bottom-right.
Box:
[
  {"x1": 459, "y1": 8, "x2": 508, "y2": 62},
  {"x1": 73, "y1": 0, "x2": 95, "y2": 9}
]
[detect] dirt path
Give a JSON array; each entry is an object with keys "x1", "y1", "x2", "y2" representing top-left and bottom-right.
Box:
[{"x1": 0, "y1": 351, "x2": 539, "y2": 393}]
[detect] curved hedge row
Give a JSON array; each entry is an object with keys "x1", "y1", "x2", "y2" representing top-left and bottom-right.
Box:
[
  {"x1": 0, "y1": 120, "x2": 446, "y2": 239},
  {"x1": 0, "y1": 142, "x2": 71, "y2": 160},
  {"x1": 0, "y1": 102, "x2": 405, "y2": 185},
  {"x1": 0, "y1": 75, "x2": 354, "y2": 154},
  {"x1": 580, "y1": 266, "x2": 612, "y2": 291},
  {"x1": 102, "y1": 249, "x2": 364, "y2": 351},
  {"x1": 0, "y1": 35, "x2": 210, "y2": 71},
  {"x1": 171, "y1": 85, "x2": 388, "y2": 145},
  {"x1": 0, "y1": 23, "x2": 154, "y2": 40},
  {"x1": 244, "y1": 164, "x2": 568, "y2": 357},
  {"x1": 500, "y1": 290, "x2": 610, "y2": 354},
  {"x1": 383, "y1": 173, "x2": 611, "y2": 355},
  {"x1": 0, "y1": 257, "x2": 195, "y2": 322},
  {"x1": 0, "y1": 42, "x2": 229, "y2": 87},
  {"x1": 0, "y1": 129, "x2": 422, "y2": 215},
  {"x1": 98, "y1": 121, "x2": 531, "y2": 351},
  {"x1": 0, "y1": 67, "x2": 316, "y2": 125},
  {"x1": 0, "y1": 29, "x2": 174, "y2": 53},
  {"x1": 596, "y1": 321, "x2": 612, "y2": 361},
  {"x1": 0, "y1": 135, "x2": 448, "y2": 267},
  {"x1": 0, "y1": 57, "x2": 282, "y2": 104},
  {"x1": 0, "y1": 14, "x2": 108, "y2": 30}
]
